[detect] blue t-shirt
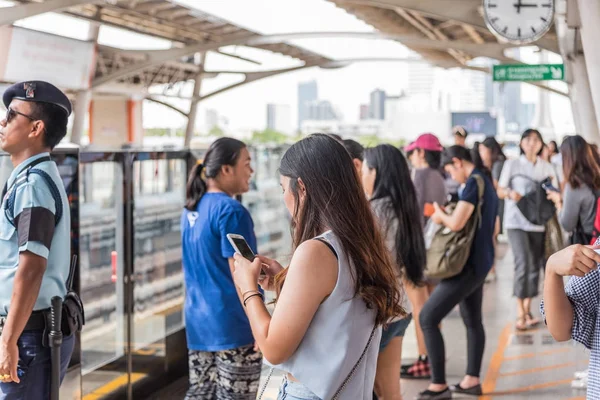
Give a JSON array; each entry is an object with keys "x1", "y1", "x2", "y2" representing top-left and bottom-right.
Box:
[
  {"x1": 181, "y1": 192, "x2": 257, "y2": 351},
  {"x1": 460, "y1": 169, "x2": 499, "y2": 276}
]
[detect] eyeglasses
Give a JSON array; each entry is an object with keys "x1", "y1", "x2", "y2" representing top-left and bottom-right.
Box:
[{"x1": 4, "y1": 108, "x2": 35, "y2": 124}]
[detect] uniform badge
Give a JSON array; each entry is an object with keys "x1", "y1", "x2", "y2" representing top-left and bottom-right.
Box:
[{"x1": 24, "y1": 82, "x2": 36, "y2": 99}]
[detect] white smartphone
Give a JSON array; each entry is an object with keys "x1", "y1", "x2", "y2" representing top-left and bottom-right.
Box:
[{"x1": 226, "y1": 234, "x2": 266, "y2": 276}]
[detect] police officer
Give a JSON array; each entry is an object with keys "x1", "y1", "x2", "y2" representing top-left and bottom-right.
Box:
[{"x1": 0, "y1": 81, "x2": 73, "y2": 399}]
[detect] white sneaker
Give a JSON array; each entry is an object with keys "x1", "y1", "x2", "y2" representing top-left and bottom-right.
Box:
[
  {"x1": 574, "y1": 369, "x2": 588, "y2": 380},
  {"x1": 572, "y1": 378, "x2": 587, "y2": 389}
]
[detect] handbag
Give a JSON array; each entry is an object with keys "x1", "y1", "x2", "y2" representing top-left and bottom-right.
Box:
[
  {"x1": 258, "y1": 326, "x2": 377, "y2": 400},
  {"x1": 544, "y1": 213, "x2": 566, "y2": 260},
  {"x1": 570, "y1": 218, "x2": 593, "y2": 246},
  {"x1": 510, "y1": 175, "x2": 556, "y2": 226}
]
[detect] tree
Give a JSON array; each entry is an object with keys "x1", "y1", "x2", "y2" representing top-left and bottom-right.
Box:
[
  {"x1": 209, "y1": 125, "x2": 225, "y2": 137},
  {"x1": 251, "y1": 129, "x2": 289, "y2": 144},
  {"x1": 357, "y1": 135, "x2": 406, "y2": 149}
]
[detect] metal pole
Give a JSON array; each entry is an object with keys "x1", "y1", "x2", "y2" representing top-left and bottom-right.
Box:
[
  {"x1": 184, "y1": 53, "x2": 206, "y2": 147},
  {"x1": 71, "y1": 23, "x2": 100, "y2": 145},
  {"x1": 577, "y1": 0, "x2": 600, "y2": 138}
]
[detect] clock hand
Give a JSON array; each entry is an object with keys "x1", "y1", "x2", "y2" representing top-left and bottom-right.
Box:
[
  {"x1": 515, "y1": 3, "x2": 539, "y2": 7},
  {"x1": 513, "y1": 0, "x2": 522, "y2": 14}
]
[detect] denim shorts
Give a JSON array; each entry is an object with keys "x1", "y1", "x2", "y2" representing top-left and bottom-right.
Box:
[
  {"x1": 277, "y1": 377, "x2": 321, "y2": 400},
  {"x1": 379, "y1": 314, "x2": 413, "y2": 351}
]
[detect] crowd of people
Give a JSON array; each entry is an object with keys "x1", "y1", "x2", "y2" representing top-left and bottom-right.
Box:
[{"x1": 179, "y1": 126, "x2": 600, "y2": 400}]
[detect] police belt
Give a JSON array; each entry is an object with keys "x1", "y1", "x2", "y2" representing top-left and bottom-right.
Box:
[{"x1": 0, "y1": 310, "x2": 48, "y2": 335}]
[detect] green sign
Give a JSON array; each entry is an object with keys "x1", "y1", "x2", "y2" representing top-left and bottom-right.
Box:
[{"x1": 493, "y1": 64, "x2": 565, "y2": 82}]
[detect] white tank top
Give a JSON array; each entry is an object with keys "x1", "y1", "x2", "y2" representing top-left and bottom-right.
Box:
[{"x1": 266, "y1": 231, "x2": 382, "y2": 399}]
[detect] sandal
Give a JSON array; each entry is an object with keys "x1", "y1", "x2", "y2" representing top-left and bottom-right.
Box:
[
  {"x1": 516, "y1": 316, "x2": 528, "y2": 331},
  {"x1": 526, "y1": 313, "x2": 540, "y2": 328}
]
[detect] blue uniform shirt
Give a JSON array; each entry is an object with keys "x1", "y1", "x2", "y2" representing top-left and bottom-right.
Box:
[
  {"x1": 181, "y1": 192, "x2": 257, "y2": 351},
  {"x1": 459, "y1": 169, "x2": 499, "y2": 276},
  {"x1": 0, "y1": 153, "x2": 71, "y2": 315}
]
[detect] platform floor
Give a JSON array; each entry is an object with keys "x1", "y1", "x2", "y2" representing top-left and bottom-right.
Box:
[{"x1": 149, "y1": 242, "x2": 590, "y2": 399}]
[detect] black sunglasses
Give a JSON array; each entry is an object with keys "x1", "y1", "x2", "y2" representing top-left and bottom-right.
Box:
[{"x1": 4, "y1": 107, "x2": 35, "y2": 124}]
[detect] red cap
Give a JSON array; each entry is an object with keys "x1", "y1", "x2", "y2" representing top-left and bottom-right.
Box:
[{"x1": 404, "y1": 133, "x2": 443, "y2": 152}]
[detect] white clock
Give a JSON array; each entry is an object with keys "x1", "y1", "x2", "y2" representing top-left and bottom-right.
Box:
[{"x1": 483, "y1": 0, "x2": 555, "y2": 44}]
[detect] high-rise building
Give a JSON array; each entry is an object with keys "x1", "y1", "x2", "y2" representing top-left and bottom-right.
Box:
[
  {"x1": 369, "y1": 89, "x2": 386, "y2": 120},
  {"x1": 298, "y1": 80, "x2": 318, "y2": 130},
  {"x1": 520, "y1": 103, "x2": 536, "y2": 130},
  {"x1": 266, "y1": 104, "x2": 292, "y2": 135},
  {"x1": 408, "y1": 64, "x2": 436, "y2": 96},
  {"x1": 307, "y1": 100, "x2": 341, "y2": 121},
  {"x1": 205, "y1": 109, "x2": 219, "y2": 131},
  {"x1": 359, "y1": 104, "x2": 369, "y2": 120}
]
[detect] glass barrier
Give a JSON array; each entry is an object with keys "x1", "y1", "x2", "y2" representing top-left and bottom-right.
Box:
[
  {"x1": 132, "y1": 157, "x2": 187, "y2": 349},
  {"x1": 79, "y1": 160, "x2": 126, "y2": 375},
  {"x1": 244, "y1": 146, "x2": 293, "y2": 262},
  {"x1": 78, "y1": 153, "x2": 128, "y2": 398}
]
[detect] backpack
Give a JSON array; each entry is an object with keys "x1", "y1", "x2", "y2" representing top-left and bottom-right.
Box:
[{"x1": 425, "y1": 174, "x2": 485, "y2": 280}]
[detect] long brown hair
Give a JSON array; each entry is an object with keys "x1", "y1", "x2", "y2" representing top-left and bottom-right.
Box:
[
  {"x1": 276, "y1": 134, "x2": 405, "y2": 326},
  {"x1": 561, "y1": 135, "x2": 600, "y2": 190}
]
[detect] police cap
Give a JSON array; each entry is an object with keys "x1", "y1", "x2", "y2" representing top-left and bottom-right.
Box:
[{"x1": 3, "y1": 81, "x2": 72, "y2": 117}]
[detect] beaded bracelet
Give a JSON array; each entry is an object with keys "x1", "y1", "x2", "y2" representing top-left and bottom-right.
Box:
[{"x1": 243, "y1": 293, "x2": 264, "y2": 307}]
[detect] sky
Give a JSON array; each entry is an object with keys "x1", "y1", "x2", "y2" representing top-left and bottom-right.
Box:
[{"x1": 0, "y1": 0, "x2": 574, "y2": 135}]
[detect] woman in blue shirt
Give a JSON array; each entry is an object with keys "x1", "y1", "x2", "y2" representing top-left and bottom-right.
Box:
[{"x1": 181, "y1": 138, "x2": 261, "y2": 399}]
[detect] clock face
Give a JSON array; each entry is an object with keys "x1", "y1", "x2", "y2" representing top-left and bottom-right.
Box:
[{"x1": 483, "y1": 0, "x2": 554, "y2": 44}]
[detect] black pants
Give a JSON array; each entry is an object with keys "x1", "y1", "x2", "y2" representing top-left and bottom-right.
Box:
[{"x1": 419, "y1": 267, "x2": 486, "y2": 384}]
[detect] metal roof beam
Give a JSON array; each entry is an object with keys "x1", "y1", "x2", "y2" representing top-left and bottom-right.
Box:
[
  {"x1": 133, "y1": 1, "x2": 172, "y2": 14},
  {"x1": 1, "y1": 0, "x2": 103, "y2": 26},
  {"x1": 154, "y1": 8, "x2": 189, "y2": 20},
  {"x1": 144, "y1": 96, "x2": 188, "y2": 117},
  {"x1": 92, "y1": 31, "x2": 537, "y2": 89},
  {"x1": 340, "y1": 0, "x2": 559, "y2": 53},
  {"x1": 146, "y1": 56, "x2": 566, "y2": 111}
]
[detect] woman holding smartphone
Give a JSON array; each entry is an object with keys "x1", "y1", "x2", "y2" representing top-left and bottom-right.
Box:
[
  {"x1": 232, "y1": 134, "x2": 404, "y2": 400},
  {"x1": 361, "y1": 145, "x2": 426, "y2": 400},
  {"x1": 180, "y1": 137, "x2": 261, "y2": 399},
  {"x1": 545, "y1": 135, "x2": 600, "y2": 245}
]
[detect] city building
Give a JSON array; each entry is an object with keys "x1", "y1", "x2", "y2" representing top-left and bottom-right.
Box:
[
  {"x1": 301, "y1": 120, "x2": 384, "y2": 137},
  {"x1": 307, "y1": 100, "x2": 341, "y2": 121},
  {"x1": 369, "y1": 89, "x2": 386, "y2": 120},
  {"x1": 359, "y1": 104, "x2": 369, "y2": 120},
  {"x1": 204, "y1": 109, "x2": 229, "y2": 134},
  {"x1": 297, "y1": 80, "x2": 318, "y2": 130},
  {"x1": 266, "y1": 104, "x2": 292, "y2": 135}
]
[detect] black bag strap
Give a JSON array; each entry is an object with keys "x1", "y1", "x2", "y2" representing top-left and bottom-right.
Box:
[
  {"x1": 509, "y1": 173, "x2": 539, "y2": 189},
  {"x1": 470, "y1": 174, "x2": 485, "y2": 230},
  {"x1": 1, "y1": 156, "x2": 51, "y2": 199},
  {"x1": 2, "y1": 157, "x2": 63, "y2": 227}
]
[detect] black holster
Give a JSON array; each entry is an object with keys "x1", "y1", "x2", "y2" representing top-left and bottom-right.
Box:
[
  {"x1": 41, "y1": 292, "x2": 84, "y2": 347},
  {"x1": 61, "y1": 291, "x2": 85, "y2": 337}
]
